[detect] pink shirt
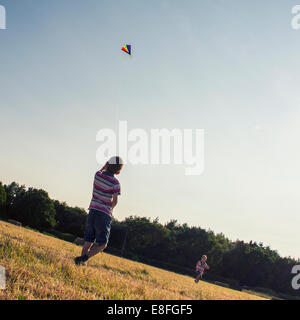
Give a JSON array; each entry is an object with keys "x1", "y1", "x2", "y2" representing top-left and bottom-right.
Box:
[{"x1": 88, "y1": 170, "x2": 121, "y2": 217}]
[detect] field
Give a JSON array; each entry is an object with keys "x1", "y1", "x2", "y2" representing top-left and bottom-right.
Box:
[{"x1": 0, "y1": 221, "x2": 266, "y2": 300}]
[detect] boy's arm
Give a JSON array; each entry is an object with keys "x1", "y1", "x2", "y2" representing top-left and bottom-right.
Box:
[
  {"x1": 111, "y1": 181, "x2": 121, "y2": 209},
  {"x1": 111, "y1": 193, "x2": 118, "y2": 209}
]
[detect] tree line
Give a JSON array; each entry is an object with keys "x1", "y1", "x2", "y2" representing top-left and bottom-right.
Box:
[{"x1": 0, "y1": 181, "x2": 299, "y2": 299}]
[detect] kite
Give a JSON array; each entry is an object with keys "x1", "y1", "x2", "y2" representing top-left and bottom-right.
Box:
[{"x1": 121, "y1": 44, "x2": 132, "y2": 55}]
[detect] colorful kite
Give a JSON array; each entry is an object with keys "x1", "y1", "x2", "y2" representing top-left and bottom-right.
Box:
[{"x1": 122, "y1": 44, "x2": 132, "y2": 55}]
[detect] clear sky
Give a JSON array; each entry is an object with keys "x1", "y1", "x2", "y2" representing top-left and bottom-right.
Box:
[{"x1": 1, "y1": 0, "x2": 300, "y2": 259}]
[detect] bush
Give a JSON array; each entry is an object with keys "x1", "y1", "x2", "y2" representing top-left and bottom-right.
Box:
[
  {"x1": 253, "y1": 287, "x2": 278, "y2": 297},
  {"x1": 205, "y1": 273, "x2": 241, "y2": 291},
  {"x1": 46, "y1": 229, "x2": 76, "y2": 243},
  {"x1": 215, "y1": 281, "x2": 230, "y2": 288}
]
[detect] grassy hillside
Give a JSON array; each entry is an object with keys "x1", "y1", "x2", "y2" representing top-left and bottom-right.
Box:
[{"x1": 0, "y1": 221, "x2": 266, "y2": 300}]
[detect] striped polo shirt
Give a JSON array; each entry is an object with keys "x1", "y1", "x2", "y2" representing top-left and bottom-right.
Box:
[
  {"x1": 196, "y1": 260, "x2": 208, "y2": 273},
  {"x1": 88, "y1": 170, "x2": 121, "y2": 217}
]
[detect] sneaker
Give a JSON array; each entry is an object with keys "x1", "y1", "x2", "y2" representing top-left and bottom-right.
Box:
[
  {"x1": 194, "y1": 279, "x2": 199, "y2": 283},
  {"x1": 74, "y1": 255, "x2": 88, "y2": 266}
]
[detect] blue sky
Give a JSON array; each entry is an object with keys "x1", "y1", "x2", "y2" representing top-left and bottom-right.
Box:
[{"x1": 1, "y1": 0, "x2": 300, "y2": 259}]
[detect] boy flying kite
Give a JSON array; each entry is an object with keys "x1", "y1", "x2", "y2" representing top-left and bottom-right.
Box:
[{"x1": 74, "y1": 156, "x2": 124, "y2": 265}]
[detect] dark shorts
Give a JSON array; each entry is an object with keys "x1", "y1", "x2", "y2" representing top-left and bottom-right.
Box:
[{"x1": 84, "y1": 209, "x2": 112, "y2": 245}]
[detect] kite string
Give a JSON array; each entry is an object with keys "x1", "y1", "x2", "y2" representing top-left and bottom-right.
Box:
[
  {"x1": 115, "y1": 79, "x2": 121, "y2": 154},
  {"x1": 115, "y1": 102, "x2": 119, "y2": 134}
]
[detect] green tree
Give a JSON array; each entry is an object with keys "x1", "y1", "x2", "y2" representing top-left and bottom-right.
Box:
[
  {"x1": 121, "y1": 216, "x2": 171, "y2": 260},
  {"x1": 53, "y1": 200, "x2": 87, "y2": 236},
  {"x1": 0, "y1": 182, "x2": 7, "y2": 217},
  {"x1": 12, "y1": 188, "x2": 56, "y2": 230},
  {"x1": 4, "y1": 182, "x2": 26, "y2": 214}
]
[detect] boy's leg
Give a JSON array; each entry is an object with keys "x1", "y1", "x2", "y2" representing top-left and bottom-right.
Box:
[
  {"x1": 75, "y1": 211, "x2": 111, "y2": 264},
  {"x1": 74, "y1": 211, "x2": 95, "y2": 265},
  {"x1": 81, "y1": 242, "x2": 93, "y2": 256},
  {"x1": 195, "y1": 272, "x2": 203, "y2": 282},
  {"x1": 90, "y1": 212, "x2": 111, "y2": 258},
  {"x1": 86, "y1": 242, "x2": 107, "y2": 259}
]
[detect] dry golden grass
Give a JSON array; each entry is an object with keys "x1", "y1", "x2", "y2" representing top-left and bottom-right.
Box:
[{"x1": 0, "y1": 220, "x2": 266, "y2": 300}]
